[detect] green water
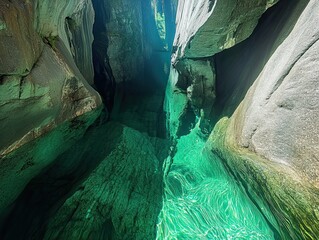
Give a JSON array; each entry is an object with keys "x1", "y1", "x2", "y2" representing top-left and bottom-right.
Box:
[{"x1": 156, "y1": 125, "x2": 276, "y2": 239}]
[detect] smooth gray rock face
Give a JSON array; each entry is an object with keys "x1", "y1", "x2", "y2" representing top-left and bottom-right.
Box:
[
  {"x1": 207, "y1": 0, "x2": 319, "y2": 238},
  {"x1": 238, "y1": 0, "x2": 319, "y2": 185},
  {"x1": 212, "y1": 0, "x2": 310, "y2": 122}
]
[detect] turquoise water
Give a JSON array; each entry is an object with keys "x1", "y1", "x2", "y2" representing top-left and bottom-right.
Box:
[{"x1": 156, "y1": 125, "x2": 276, "y2": 239}]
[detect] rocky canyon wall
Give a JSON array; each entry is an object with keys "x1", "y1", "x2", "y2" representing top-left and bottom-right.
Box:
[
  {"x1": 166, "y1": 0, "x2": 319, "y2": 238},
  {"x1": 0, "y1": 0, "x2": 101, "y2": 216},
  {"x1": 0, "y1": 0, "x2": 174, "y2": 238}
]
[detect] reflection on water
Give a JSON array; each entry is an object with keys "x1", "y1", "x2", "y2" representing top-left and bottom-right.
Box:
[{"x1": 156, "y1": 125, "x2": 276, "y2": 239}]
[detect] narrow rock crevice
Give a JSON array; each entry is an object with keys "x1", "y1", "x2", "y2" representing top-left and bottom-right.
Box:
[{"x1": 91, "y1": 0, "x2": 115, "y2": 113}]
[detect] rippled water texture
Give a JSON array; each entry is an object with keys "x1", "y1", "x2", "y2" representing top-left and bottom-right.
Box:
[{"x1": 156, "y1": 126, "x2": 276, "y2": 239}]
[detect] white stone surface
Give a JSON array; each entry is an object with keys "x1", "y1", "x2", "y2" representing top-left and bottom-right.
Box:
[{"x1": 236, "y1": 0, "x2": 319, "y2": 184}]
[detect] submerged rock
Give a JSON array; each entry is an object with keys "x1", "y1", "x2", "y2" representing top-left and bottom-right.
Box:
[
  {"x1": 0, "y1": 108, "x2": 101, "y2": 221},
  {"x1": 41, "y1": 122, "x2": 163, "y2": 240},
  {"x1": 157, "y1": 124, "x2": 279, "y2": 239}
]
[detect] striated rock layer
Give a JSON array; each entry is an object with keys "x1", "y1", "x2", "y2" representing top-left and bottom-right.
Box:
[{"x1": 33, "y1": 0, "x2": 95, "y2": 83}]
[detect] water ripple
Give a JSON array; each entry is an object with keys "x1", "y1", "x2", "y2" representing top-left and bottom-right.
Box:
[{"x1": 156, "y1": 127, "x2": 275, "y2": 239}]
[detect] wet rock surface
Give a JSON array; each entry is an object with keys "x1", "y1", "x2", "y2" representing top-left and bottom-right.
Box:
[
  {"x1": 0, "y1": 109, "x2": 101, "y2": 222},
  {"x1": 43, "y1": 122, "x2": 164, "y2": 240}
]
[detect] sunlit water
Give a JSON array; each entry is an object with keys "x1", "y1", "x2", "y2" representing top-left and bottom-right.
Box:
[{"x1": 156, "y1": 126, "x2": 276, "y2": 239}]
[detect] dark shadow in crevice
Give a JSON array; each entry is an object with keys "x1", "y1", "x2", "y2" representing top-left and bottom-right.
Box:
[
  {"x1": 110, "y1": 0, "x2": 176, "y2": 138},
  {"x1": 91, "y1": 0, "x2": 115, "y2": 112}
]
